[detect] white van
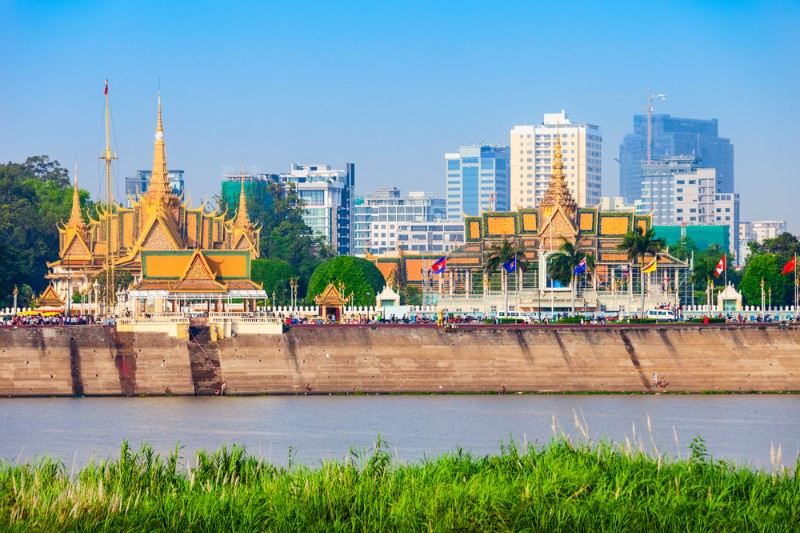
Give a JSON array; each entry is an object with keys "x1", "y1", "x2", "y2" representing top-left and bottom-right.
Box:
[
  {"x1": 496, "y1": 311, "x2": 532, "y2": 323},
  {"x1": 645, "y1": 309, "x2": 676, "y2": 321}
]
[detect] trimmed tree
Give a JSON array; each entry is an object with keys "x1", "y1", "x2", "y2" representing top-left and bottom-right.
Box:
[{"x1": 306, "y1": 256, "x2": 385, "y2": 307}]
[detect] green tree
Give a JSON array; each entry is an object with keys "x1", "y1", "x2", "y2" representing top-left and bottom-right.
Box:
[
  {"x1": 668, "y1": 236, "x2": 698, "y2": 262},
  {"x1": 617, "y1": 226, "x2": 666, "y2": 317},
  {"x1": 306, "y1": 256, "x2": 385, "y2": 307},
  {"x1": 748, "y1": 232, "x2": 800, "y2": 257},
  {"x1": 0, "y1": 156, "x2": 89, "y2": 307},
  {"x1": 218, "y1": 181, "x2": 333, "y2": 297},
  {"x1": 484, "y1": 237, "x2": 527, "y2": 315},
  {"x1": 251, "y1": 259, "x2": 296, "y2": 305},
  {"x1": 91, "y1": 269, "x2": 134, "y2": 299},
  {"x1": 740, "y1": 254, "x2": 793, "y2": 307},
  {"x1": 548, "y1": 239, "x2": 596, "y2": 316}
]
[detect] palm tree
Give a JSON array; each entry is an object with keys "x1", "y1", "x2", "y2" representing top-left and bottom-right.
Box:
[
  {"x1": 548, "y1": 239, "x2": 596, "y2": 316},
  {"x1": 617, "y1": 226, "x2": 666, "y2": 317},
  {"x1": 484, "y1": 238, "x2": 527, "y2": 315}
]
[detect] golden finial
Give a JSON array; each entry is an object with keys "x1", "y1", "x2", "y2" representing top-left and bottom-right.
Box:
[
  {"x1": 67, "y1": 162, "x2": 86, "y2": 229},
  {"x1": 539, "y1": 123, "x2": 577, "y2": 218},
  {"x1": 234, "y1": 166, "x2": 253, "y2": 229},
  {"x1": 147, "y1": 91, "x2": 171, "y2": 197}
]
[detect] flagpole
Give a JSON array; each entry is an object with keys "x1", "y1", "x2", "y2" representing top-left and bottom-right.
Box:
[{"x1": 724, "y1": 252, "x2": 727, "y2": 289}]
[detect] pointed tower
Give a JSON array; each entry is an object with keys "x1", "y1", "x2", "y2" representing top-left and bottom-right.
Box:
[
  {"x1": 58, "y1": 165, "x2": 92, "y2": 260},
  {"x1": 67, "y1": 170, "x2": 87, "y2": 233},
  {"x1": 137, "y1": 92, "x2": 184, "y2": 249},
  {"x1": 227, "y1": 170, "x2": 260, "y2": 258},
  {"x1": 147, "y1": 93, "x2": 172, "y2": 197},
  {"x1": 539, "y1": 129, "x2": 577, "y2": 220}
]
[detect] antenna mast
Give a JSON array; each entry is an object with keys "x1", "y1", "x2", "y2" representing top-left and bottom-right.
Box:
[
  {"x1": 100, "y1": 80, "x2": 118, "y2": 314},
  {"x1": 646, "y1": 90, "x2": 667, "y2": 163}
]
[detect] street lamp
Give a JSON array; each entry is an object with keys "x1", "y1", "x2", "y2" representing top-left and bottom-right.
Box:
[
  {"x1": 768, "y1": 287, "x2": 772, "y2": 310},
  {"x1": 272, "y1": 290, "x2": 276, "y2": 310}
]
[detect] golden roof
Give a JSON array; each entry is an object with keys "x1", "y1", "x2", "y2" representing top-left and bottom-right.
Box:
[{"x1": 539, "y1": 129, "x2": 577, "y2": 219}]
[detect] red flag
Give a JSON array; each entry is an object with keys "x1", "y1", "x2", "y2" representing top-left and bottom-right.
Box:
[
  {"x1": 782, "y1": 256, "x2": 796, "y2": 275},
  {"x1": 104, "y1": 80, "x2": 108, "y2": 95},
  {"x1": 713, "y1": 254, "x2": 726, "y2": 277}
]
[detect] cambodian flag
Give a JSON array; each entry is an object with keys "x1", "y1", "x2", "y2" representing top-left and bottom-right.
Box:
[
  {"x1": 574, "y1": 257, "x2": 587, "y2": 275},
  {"x1": 431, "y1": 256, "x2": 446, "y2": 274},
  {"x1": 503, "y1": 258, "x2": 516, "y2": 273}
]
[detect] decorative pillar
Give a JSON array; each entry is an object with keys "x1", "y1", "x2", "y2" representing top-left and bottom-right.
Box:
[{"x1": 448, "y1": 270, "x2": 454, "y2": 296}]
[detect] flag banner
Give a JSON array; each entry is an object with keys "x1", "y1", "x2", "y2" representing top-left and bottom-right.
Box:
[
  {"x1": 713, "y1": 254, "x2": 726, "y2": 277},
  {"x1": 641, "y1": 257, "x2": 657, "y2": 273},
  {"x1": 503, "y1": 258, "x2": 516, "y2": 273},
  {"x1": 104, "y1": 80, "x2": 108, "y2": 95},
  {"x1": 431, "y1": 256, "x2": 446, "y2": 274},
  {"x1": 782, "y1": 256, "x2": 796, "y2": 275},
  {"x1": 574, "y1": 257, "x2": 587, "y2": 275}
]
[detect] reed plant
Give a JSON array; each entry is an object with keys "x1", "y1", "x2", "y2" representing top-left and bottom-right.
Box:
[{"x1": 0, "y1": 428, "x2": 797, "y2": 531}]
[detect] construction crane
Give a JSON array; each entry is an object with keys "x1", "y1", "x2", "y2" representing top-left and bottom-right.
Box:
[
  {"x1": 584, "y1": 90, "x2": 667, "y2": 163},
  {"x1": 645, "y1": 91, "x2": 667, "y2": 163}
]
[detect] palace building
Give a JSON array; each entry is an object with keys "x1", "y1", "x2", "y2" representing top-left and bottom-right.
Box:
[
  {"x1": 46, "y1": 94, "x2": 266, "y2": 314},
  {"x1": 369, "y1": 133, "x2": 690, "y2": 315}
]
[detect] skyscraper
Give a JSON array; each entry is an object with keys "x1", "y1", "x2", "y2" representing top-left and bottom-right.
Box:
[
  {"x1": 445, "y1": 144, "x2": 509, "y2": 220},
  {"x1": 278, "y1": 163, "x2": 354, "y2": 256},
  {"x1": 352, "y1": 188, "x2": 452, "y2": 255},
  {"x1": 619, "y1": 114, "x2": 734, "y2": 202},
  {"x1": 510, "y1": 110, "x2": 602, "y2": 209}
]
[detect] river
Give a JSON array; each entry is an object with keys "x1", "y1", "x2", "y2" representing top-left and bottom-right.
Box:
[{"x1": 1, "y1": 395, "x2": 797, "y2": 471}]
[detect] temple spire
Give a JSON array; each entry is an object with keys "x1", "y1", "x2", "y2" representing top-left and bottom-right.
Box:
[
  {"x1": 148, "y1": 92, "x2": 172, "y2": 197},
  {"x1": 67, "y1": 163, "x2": 86, "y2": 230},
  {"x1": 539, "y1": 126, "x2": 577, "y2": 218},
  {"x1": 234, "y1": 167, "x2": 253, "y2": 229}
]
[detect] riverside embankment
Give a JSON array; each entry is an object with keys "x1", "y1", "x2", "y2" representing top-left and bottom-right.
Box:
[{"x1": 1, "y1": 324, "x2": 798, "y2": 396}]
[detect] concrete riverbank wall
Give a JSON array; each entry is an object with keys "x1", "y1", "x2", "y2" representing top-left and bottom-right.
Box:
[{"x1": 1, "y1": 324, "x2": 798, "y2": 396}]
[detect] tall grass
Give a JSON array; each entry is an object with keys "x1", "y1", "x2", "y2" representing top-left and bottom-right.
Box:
[{"x1": 0, "y1": 430, "x2": 797, "y2": 531}]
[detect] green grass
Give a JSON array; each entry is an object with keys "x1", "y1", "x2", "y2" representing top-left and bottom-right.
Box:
[{"x1": 1, "y1": 435, "x2": 797, "y2": 531}]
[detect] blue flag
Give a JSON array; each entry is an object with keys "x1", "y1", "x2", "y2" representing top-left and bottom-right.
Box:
[
  {"x1": 503, "y1": 258, "x2": 516, "y2": 273},
  {"x1": 431, "y1": 256, "x2": 446, "y2": 274},
  {"x1": 574, "y1": 257, "x2": 587, "y2": 275}
]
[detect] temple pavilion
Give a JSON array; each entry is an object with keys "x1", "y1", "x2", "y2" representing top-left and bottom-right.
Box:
[
  {"x1": 367, "y1": 133, "x2": 689, "y2": 315},
  {"x1": 46, "y1": 94, "x2": 266, "y2": 314}
]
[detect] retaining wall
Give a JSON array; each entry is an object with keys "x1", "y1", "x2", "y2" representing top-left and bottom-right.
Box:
[{"x1": 0, "y1": 324, "x2": 798, "y2": 396}]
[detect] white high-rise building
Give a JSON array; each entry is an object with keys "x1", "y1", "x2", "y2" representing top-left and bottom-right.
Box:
[
  {"x1": 672, "y1": 167, "x2": 740, "y2": 263},
  {"x1": 353, "y1": 188, "x2": 456, "y2": 256},
  {"x1": 278, "y1": 163, "x2": 355, "y2": 255},
  {"x1": 751, "y1": 220, "x2": 787, "y2": 242},
  {"x1": 510, "y1": 110, "x2": 602, "y2": 209}
]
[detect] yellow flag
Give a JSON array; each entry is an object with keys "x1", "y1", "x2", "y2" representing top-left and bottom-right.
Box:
[{"x1": 641, "y1": 257, "x2": 657, "y2": 273}]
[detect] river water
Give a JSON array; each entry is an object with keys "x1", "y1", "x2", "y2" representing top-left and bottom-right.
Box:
[{"x1": 1, "y1": 395, "x2": 798, "y2": 470}]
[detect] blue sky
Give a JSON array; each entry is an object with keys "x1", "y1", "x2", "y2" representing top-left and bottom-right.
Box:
[{"x1": 1, "y1": 1, "x2": 798, "y2": 230}]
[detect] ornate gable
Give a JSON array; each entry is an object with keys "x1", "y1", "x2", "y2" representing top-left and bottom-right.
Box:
[
  {"x1": 61, "y1": 232, "x2": 93, "y2": 259},
  {"x1": 139, "y1": 216, "x2": 181, "y2": 250},
  {"x1": 314, "y1": 283, "x2": 350, "y2": 306},
  {"x1": 37, "y1": 285, "x2": 64, "y2": 307},
  {"x1": 181, "y1": 251, "x2": 216, "y2": 281}
]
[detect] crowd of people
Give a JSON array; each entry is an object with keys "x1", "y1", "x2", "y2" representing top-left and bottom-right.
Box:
[{"x1": 1, "y1": 314, "x2": 99, "y2": 326}]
